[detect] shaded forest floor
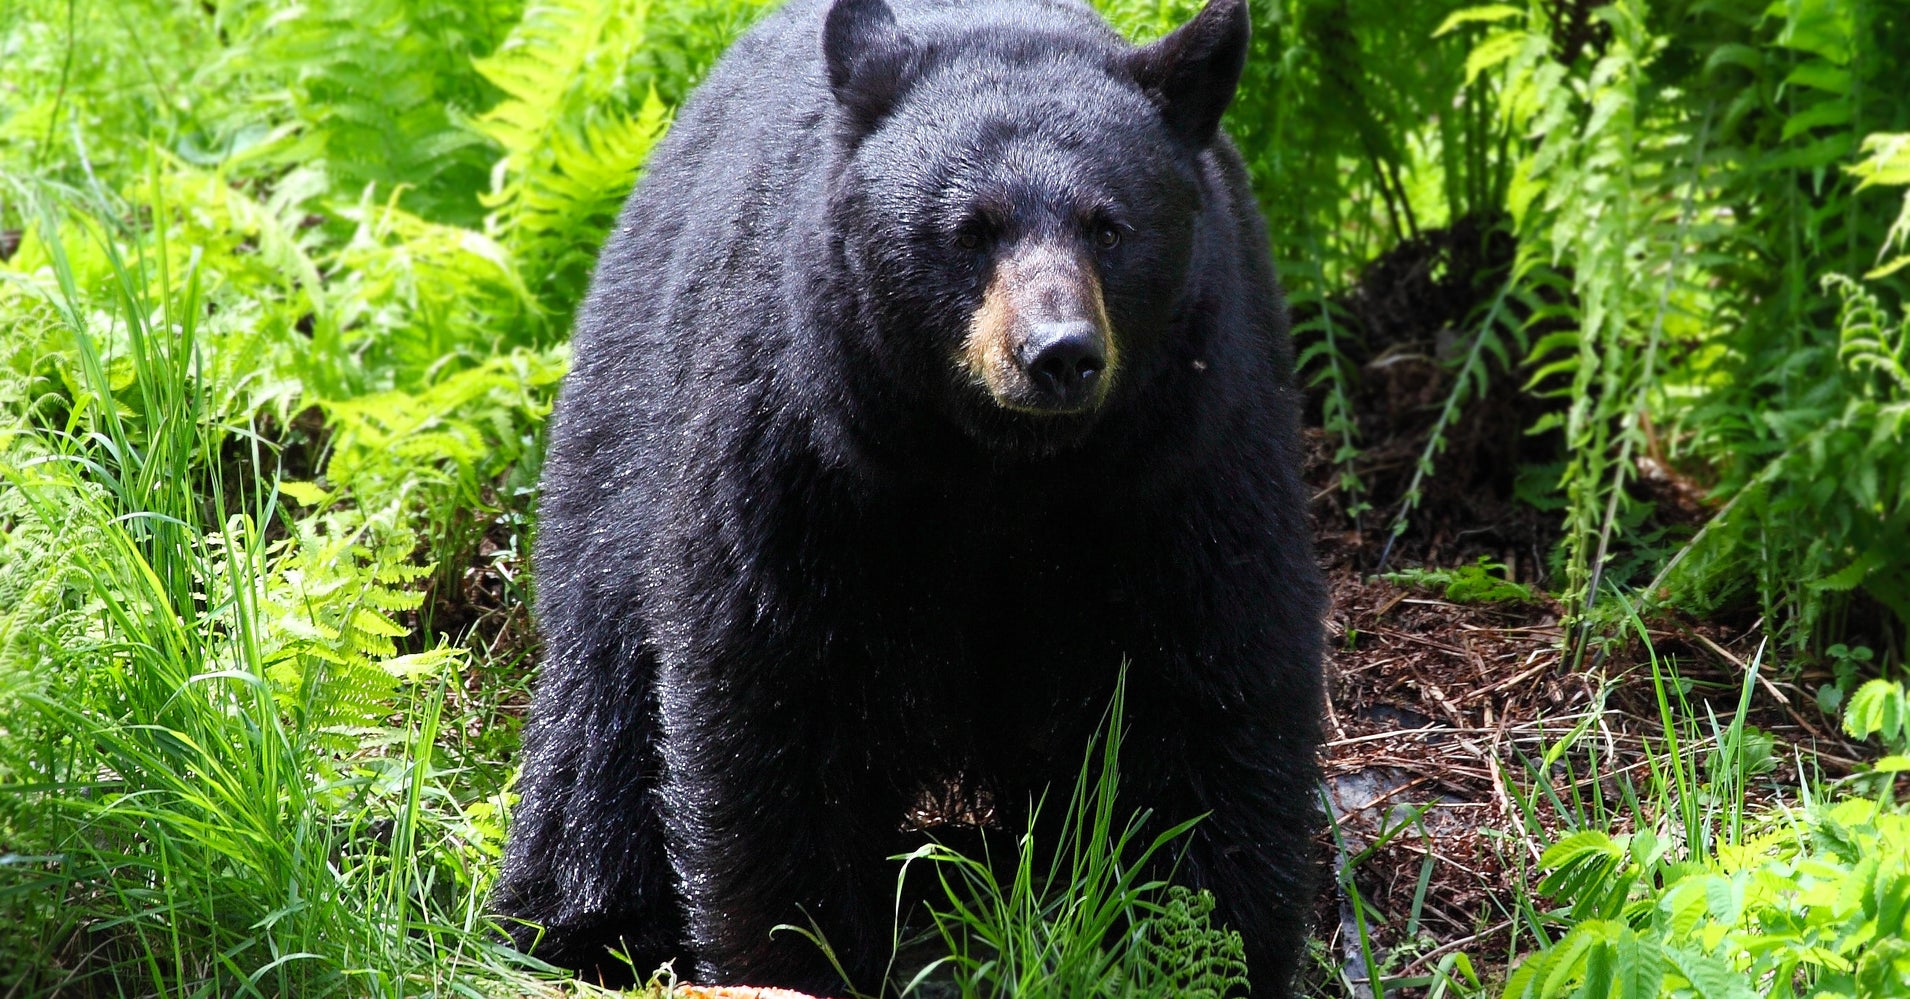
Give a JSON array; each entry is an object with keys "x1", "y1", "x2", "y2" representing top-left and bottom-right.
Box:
[
  {"x1": 1293, "y1": 220, "x2": 1868, "y2": 995},
  {"x1": 1307, "y1": 546, "x2": 1858, "y2": 993}
]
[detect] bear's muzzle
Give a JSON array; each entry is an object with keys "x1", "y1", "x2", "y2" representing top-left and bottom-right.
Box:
[{"x1": 962, "y1": 240, "x2": 1118, "y2": 414}]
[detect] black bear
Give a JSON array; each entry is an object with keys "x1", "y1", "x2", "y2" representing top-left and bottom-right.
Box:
[{"x1": 493, "y1": 0, "x2": 1325, "y2": 993}]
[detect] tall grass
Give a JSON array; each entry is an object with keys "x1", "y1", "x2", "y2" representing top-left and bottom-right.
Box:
[
  {"x1": 0, "y1": 192, "x2": 543, "y2": 996},
  {"x1": 886, "y1": 678, "x2": 1245, "y2": 999}
]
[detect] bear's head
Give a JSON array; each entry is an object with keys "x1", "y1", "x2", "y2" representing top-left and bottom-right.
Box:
[{"x1": 822, "y1": 0, "x2": 1250, "y2": 456}]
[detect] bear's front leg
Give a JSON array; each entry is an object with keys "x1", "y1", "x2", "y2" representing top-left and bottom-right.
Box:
[
  {"x1": 1126, "y1": 689, "x2": 1324, "y2": 999},
  {"x1": 495, "y1": 641, "x2": 685, "y2": 985},
  {"x1": 655, "y1": 664, "x2": 905, "y2": 995}
]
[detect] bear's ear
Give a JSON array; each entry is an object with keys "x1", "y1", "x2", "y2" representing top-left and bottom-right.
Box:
[
  {"x1": 1126, "y1": 0, "x2": 1250, "y2": 148},
  {"x1": 824, "y1": 0, "x2": 918, "y2": 132}
]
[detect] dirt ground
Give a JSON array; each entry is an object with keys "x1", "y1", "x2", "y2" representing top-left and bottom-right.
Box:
[
  {"x1": 1306, "y1": 547, "x2": 1859, "y2": 994},
  {"x1": 1292, "y1": 217, "x2": 1865, "y2": 995}
]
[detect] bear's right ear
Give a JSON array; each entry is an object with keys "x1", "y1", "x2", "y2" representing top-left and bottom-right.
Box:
[{"x1": 824, "y1": 0, "x2": 918, "y2": 132}]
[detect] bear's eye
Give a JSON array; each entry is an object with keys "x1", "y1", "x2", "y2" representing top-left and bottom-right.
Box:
[{"x1": 1095, "y1": 224, "x2": 1121, "y2": 250}]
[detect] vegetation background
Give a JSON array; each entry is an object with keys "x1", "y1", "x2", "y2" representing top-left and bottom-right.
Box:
[{"x1": 1, "y1": 0, "x2": 1907, "y2": 996}]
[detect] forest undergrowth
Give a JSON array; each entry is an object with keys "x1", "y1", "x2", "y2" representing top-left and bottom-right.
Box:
[{"x1": 2, "y1": 0, "x2": 1909, "y2": 997}]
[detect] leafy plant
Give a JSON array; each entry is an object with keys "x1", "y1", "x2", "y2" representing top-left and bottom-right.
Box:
[
  {"x1": 1500, "y1": 622, "x2": 1909, "y2": 999},
  {"x1": 1384, "y1": 556, "x2": 1540, "y2": 605},
  {"x1": 473, "y1": 0, "x2": 673, "y2": 317},
  {"x1": 1854, "y1": 134, "x2": 1910, "y2": 279},
  {"x1": 1843, "y1": 677, "x2": 1910, "y2": 755},
  {"x1": 228, "y1": 0, "x2": 520, "y2": 227},
  {"x1": 1663, "y1": 274, "x2": 1910, "y2": 655},
  {"x1": 1505, "y1": 797, "x2": 1910, "y2": 999}
]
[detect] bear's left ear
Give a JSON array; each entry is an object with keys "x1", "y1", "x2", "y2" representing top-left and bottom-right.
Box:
[
  {"x1": 1126, "y1": 0, "x2": 1250, "y2": 148},
  {"x1": 824, "y1": 0, "x2": 919, "y2": 132}
]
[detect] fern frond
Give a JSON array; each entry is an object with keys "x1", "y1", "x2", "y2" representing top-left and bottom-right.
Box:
[{"x1": 474, "y1": 0, "x2": 670, "y2": 313}]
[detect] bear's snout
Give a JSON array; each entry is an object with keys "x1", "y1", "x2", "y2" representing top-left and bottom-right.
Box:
[{"x1": 963, "y1": 241, "x2": 1117, "y2": 415}]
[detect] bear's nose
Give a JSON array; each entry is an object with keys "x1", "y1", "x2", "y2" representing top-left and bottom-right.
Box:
[{"x1": 1019, "y1": 320, "x2": 1107, "y2": 410}]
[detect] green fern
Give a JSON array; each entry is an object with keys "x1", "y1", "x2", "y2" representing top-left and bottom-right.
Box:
[
  {"x1": 232, "y1": 0, "x2": 519, "y2": 226},
  {"x1": 474, "y1": 0, "x2": 671, "y2": 314},
  {"x1": 1664, "y1": 276, "x2": 1910, "y2": 648},
  {"x1": 317, "y1": 185, "x2": 542, "y2": 396},
  {"x1": 1124, "y1": 887, "x2": 1251, "y2": 999},
  {"x1": 1379, "y1": 261, "x2": 1534, "y2": 555},
  {"x1": 1291, "y1": 279, "x2": 1370, "y2": 521},
  {"x1": 320, "y1": 350, "x2": 563, "y2": 514},
  {"x1": 1384, "y1": 555, "x2": 1539, "y2": 605},
  {"x1": 1471, "y1": 1, "x2": 1706, "y2": 625},
  {"x1": 259, "y1": 518, "x2": 434, "y2": 750},
  {"x1": 1655, "y1": 1, "x2": 1909, "y2": 659},
  {"x1": 1851, "y1": 132, "x2": 1910, "y2": 280}
]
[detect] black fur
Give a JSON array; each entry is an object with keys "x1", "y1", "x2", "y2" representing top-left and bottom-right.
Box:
[{"x1": 493, "y1": 0, "x2": 1325, "y2": 992}]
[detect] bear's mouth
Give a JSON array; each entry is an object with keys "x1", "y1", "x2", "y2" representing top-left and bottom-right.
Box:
[{"x1": 950, "y1": 397, "x2": 1108, "y2": 459}]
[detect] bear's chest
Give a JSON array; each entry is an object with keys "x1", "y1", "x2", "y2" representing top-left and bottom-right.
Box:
[{"x1": 819, "y1": 492, "x2": 1155, "y2": 680}]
